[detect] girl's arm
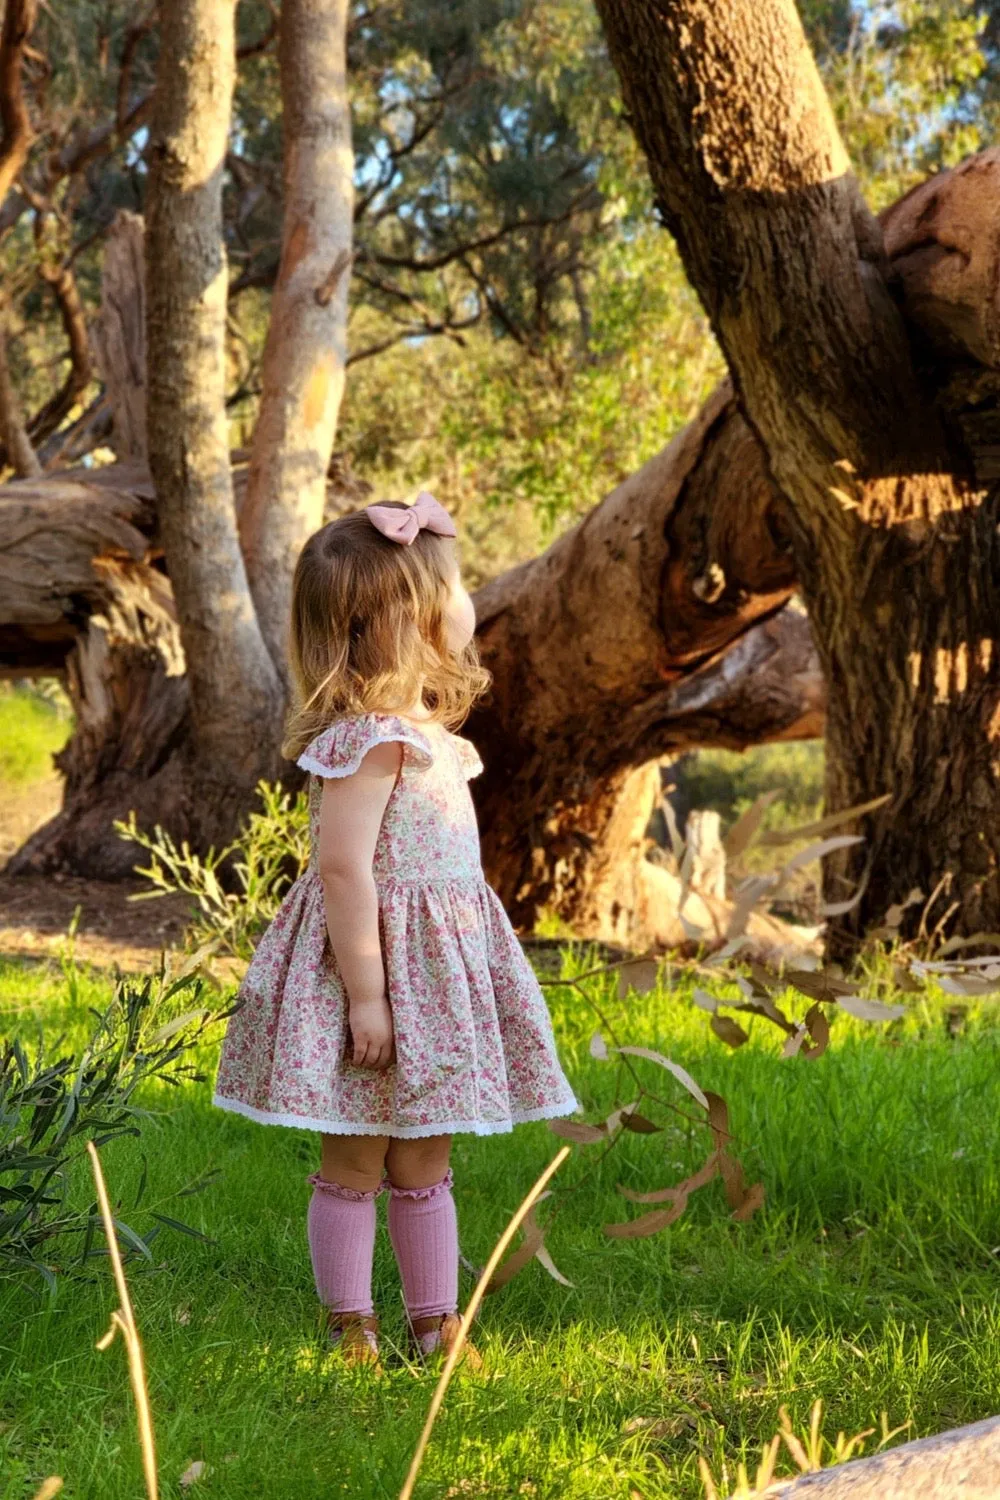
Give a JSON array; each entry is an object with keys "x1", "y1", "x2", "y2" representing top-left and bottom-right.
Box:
[{"x1": 317, "y1": 740, "x2": 402, "y2": 1069}]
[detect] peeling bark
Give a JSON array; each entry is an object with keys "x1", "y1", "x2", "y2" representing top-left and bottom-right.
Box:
[
  {"x1": 238, "y1": 0, "x2": 354, "y2": 668},
  {"x1": 595, "y1": 1, "x2": 1000, "y2": 946}
]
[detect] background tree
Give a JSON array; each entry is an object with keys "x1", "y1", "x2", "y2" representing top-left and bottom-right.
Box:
[
  {"x1": 593, "y1": 0, "x2": 1000, "y2": 946},
  {"x1": 2, "y1": 0, "x2": 1000, "y2": 950}
]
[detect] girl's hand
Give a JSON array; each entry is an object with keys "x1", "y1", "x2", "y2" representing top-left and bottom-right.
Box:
[{"x1": 349, "y1": 995, "x2": 395, "y2": 1070}]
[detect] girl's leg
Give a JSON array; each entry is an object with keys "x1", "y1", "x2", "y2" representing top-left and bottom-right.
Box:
[
  {"x1": 385, "y1": 1136, "x2": 459, "y2": 1353},
  {"x1": 309, "y1": 1134, "x2": 389, "y2": 1345}
]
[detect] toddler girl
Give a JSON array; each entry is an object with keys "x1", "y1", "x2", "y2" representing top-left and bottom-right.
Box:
[{"x1": 214, "y1": 492, "x2": 577, "y2": 1366}]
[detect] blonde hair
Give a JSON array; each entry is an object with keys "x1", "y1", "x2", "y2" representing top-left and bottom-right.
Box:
[{"x1": 282, "y1": 504, "x2": 490, "y2": 760}]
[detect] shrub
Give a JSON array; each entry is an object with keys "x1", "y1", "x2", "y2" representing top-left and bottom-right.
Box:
[
  {"x1": 1, "y1": 964, "x2": 227, "y2": 1286},
  {"x1": 117, "y1": 781, "x2": 310, "y2": 962}
]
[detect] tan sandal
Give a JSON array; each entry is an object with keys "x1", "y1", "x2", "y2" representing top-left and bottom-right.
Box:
[
  {"x1": 325, "y1": 1311, "x2": 382, "y2": 1371},
  {"x1": 411, "y1": 1313, "x2": 483, "y2": 1372}
]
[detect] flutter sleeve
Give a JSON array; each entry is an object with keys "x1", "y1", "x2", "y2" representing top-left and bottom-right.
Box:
[
  {"x1": 297, "y1": 714, "x2": 435, "y2": 779},
  {"x1": 452, "y1": 735, "x2": 484, "y2": 780}
]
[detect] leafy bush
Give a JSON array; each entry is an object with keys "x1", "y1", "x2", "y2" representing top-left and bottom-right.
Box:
[
  {"x1": 1, "y1": 963, "x2": 227, "y2": 1286},
  {"x1": 117, "y1": 780, "x2": 310, "y2": 961},
  {"x1": 676, "y1": 742, "x2": 825, "y2": 830}
]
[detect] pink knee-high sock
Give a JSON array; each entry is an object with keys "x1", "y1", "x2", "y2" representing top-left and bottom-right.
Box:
[
  {"x1": 306, "y1": 1174, "x2": 381, "y2": 1319},
  {"x1": 387, "y1": 1170, "x2": 458, "y2": 1328}
]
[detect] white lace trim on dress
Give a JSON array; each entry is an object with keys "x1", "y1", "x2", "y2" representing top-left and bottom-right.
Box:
[{"x1": 212, "y1": 1090, "x2": 579, "y2": 1139}]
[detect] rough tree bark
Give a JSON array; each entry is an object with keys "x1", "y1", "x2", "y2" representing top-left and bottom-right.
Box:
[
  {"x1": 469, "y1": 382, "x2": 817, "y2": 933},
  {"x1": 0, "y1": 319, "x2": 40, "y2": 478},
  {"x1": 0, "y1": 0, "x2": 36, "y2": 205},
  {"x1": 238, "y1": 0, "x2": 354, "y2": 667},
  {"x1": 145, "y1": 0, "x2": 284, "y2": 810},
  {"x1": 594, "y1": 0, "x2": 1000, "y2": 947}
]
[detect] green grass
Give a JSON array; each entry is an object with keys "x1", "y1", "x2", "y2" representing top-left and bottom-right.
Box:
[
  {"x1": 2, "y1": 953, "x2": 1000, "y2": 1499},
  {"x1": 0, "y1": 683, "x2": 72, "y2": 789}
]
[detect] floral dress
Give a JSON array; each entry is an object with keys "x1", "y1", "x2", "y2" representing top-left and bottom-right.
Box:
[{"x1": 213, "y1": 714, "x2": 578, "y2": 1138}]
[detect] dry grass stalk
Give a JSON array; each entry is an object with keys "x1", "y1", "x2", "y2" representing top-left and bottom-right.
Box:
[
  {"x1": 87, "y1": 1140, "x2": 159, "y2": 1500},
  {"x1": 398, "y1": 1146, "x2": 572, "y2": 1500}
]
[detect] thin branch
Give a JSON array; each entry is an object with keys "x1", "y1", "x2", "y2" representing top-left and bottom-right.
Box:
[
  {"x1": 0, "y1": 315, "x2": 41, "y2": 476},
  {"x1": 116, "y1": 11, "x2": 155, "y2": 137},
  {"x1": 0, "y1": 0, "x2": 38, "y2": 204},
  {"x1": 87, "y1": 1142, "x2": 159, "y2": 1500},
  {"x1": 27, "y1": 257, "x2": 93, "y2": 445}
]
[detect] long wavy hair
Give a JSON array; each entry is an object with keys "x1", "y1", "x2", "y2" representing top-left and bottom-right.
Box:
[{"x1": 282, "y1": 504, "x2": 490, "y2": 760}]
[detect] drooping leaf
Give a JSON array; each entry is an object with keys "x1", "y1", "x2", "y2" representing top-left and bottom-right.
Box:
[
  {"x1": 758, "y1": 794, "x2": 891, "y2": 848},
  {"x1": 617, "y1": 959, "x2": 660, "y2": 999},
  {"x1": 710, "y1": 1015, "x2": 749, "y2": 1049},
  {"x1": 619, "y1": 1151, "x2": 719, "y2": 1204},
  {"x1": 937, "y1": 933, "x2": 1000, "y2": 957},
  {"x1": 723, "y1": 791, "x2": 780, "y2": 860},
  {"x1": 616, "y1": 1047, "x2": 709, "y2": 1109},
  {"x1": 783, "y1": 967, "x2": 857, "y2": 1003},
  {"x1": 691, "y1": 988, "x2": 719, "y2": 1013},
  {"x1": 486, "y1": 1199, "x2": 546, "y2": 1291},
  {"x1": 620, "y1": 1111, "x2": 663, "y2": 1134},
  {"x1": 149, "y1": 1212, "x2": 213, "y2": 1241},
  {"x1": 589, "y1": 1030, "x2": 609, "y2": 1060},
  {"x1": 548, "y1": 1119, "x2": 606, "y2": 1144},
  {"x1": 604, "y1": 1198, "x2": 688, "y2": 1238},
  {"x1": 782, "y1": 1027, "x2": 807, "y2": 1059},
  {"x1": 150, "y1": 1009, "x2": 212, "y2": 1045},
  {"x1": 535, "y1": 1243, "x2": 574, "y2": 1287},
  {"x1": 802, "y1": 1003, "x2": 830, "y2": 1060},
  {"x1": 781, "y1": 834, "x2": 864, "y2": 877},
  {"x1": 726, "y1": 874, "x2": 779, "y2": 940},
  {"x1": 837, "y1": 995, "x2": 906, "y2": 1022}
]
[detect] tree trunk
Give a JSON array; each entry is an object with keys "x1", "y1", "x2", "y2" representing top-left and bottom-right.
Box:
[
  {"x1": 0, "y1": 401, "x2": 823, "y2": 896},
  {"x1": 145, "y1": 0, "x2": 284, "y2": 817},
  {"x1": 0, "y1": 318, "x2": 40, "y2": 478},
  {"x1": 0, "y1": 0, "x2": 36, "y2": 205},
  {"x1": 594, "y1": 0, "x2": 1000, "y2": 947},
  {"x1": 468, "y1": 384, "x2": 819, "y2": 930},
  {"x1": 238, "y1": 0, "x2": 354, "y2": 668}
]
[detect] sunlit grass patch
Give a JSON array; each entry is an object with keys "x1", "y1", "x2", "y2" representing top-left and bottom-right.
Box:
[{"x1": 1, "y1": 951, "x2": 999, "y2": 1498}]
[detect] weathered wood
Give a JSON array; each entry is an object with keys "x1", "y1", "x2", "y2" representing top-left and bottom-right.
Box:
[
  {"x1": 92, "y1": 211, "x2": 148, "y2": 463},
  {"x1": 0, "y1": 0, "x2": 37, "y2": 205},
  {"x1": 0, "y1": 465, "x2": 154, "y2": 674},
  {"x1": 594, "y1": 1, "x2": 1000, "y2": 947},
  {"x1": 0, "y1": 319, "x2": 40, "y2": 478},
  {"x1": 755, "y1": 1415, "x2": 1000, "y2": 1498},
  {"x1": 238, "y1": 0, "x2": 353, "y2": 668}
]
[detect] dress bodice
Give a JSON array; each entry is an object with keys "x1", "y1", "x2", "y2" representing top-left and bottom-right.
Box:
[{"x1": 300, "y1": 715, "x2": 485, "y2": 886}]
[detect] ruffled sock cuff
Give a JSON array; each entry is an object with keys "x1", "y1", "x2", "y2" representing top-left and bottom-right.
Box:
[
  {"x1": 307, "y1": 1172, "x2": 386, "y2": 1202},
  {"x1": 387, "y1": 1168, "x2": 454, "y2": 1201}
]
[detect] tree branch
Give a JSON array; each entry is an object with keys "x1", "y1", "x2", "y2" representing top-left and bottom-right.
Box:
[
  {"x1": 0, "y1": 316, "x2": 41, "y2": 477},
  {"x1": 0, "y1": 0, "x2": 37, "y2": 205}
]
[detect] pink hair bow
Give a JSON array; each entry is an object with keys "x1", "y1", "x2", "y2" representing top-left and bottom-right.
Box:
[{"x1": 366, "y1": 490, "x2": 457, "y2": 545}]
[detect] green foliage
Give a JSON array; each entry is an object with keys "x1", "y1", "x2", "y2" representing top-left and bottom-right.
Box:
[
  {"x1": 2, "y1": 956, "x2": 1000, "y2": 1495},
  {"x1": 678, "y1": 743, "x2": 826, "y2": 830},
  {"x1": 116, "y1": 782, "x2": 310, "y2": 962},
  {"x1": 0, "y1": 683, "x2": 72, "y2": 789},
  {"x1": 1, "y1": 962, "x2": 223, "y2": 1286}
]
